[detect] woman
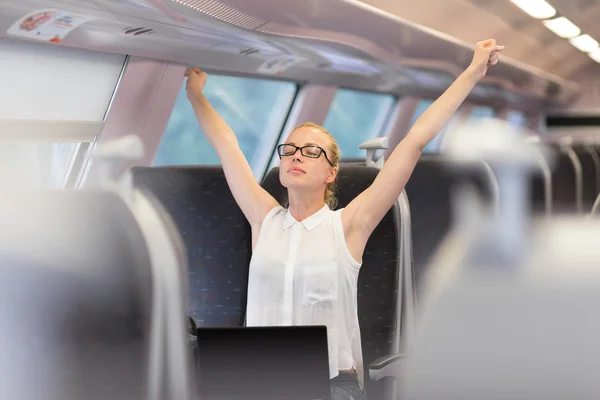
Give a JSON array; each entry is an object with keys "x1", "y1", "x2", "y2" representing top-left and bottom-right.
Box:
[{"x1": 184, "y1": 39, "x2": 504, "y2": 400}]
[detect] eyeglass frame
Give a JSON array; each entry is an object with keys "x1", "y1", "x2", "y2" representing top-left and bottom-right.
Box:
[{"x1": 276, "y1": 144, "x2": 334, "y2": 166}]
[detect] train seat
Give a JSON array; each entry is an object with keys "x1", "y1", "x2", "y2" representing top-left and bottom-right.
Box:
[
  {"x1": 404, "y1": 155, "x2": 497, "y2": 300},
  {"x1": 0, "y1": 190, "x2": 153, "y2": 400},
  {"x1": 584, "y1": 143, "x2": 600, "y2": 195},
  {"x1": 261, "y1": 164, "x2": 403, "y2": 400},
  {"x1": 592, "y1": 192, "x2": 600, "y2": 215},
  {"x1": 572, "y1": 145, "x2": 599, "y2": 213},
  {"x1": 551, "y1": 145, "x2": 583, "y2": 214},
  {"x1": 131, "y1": 166, "x2": 252, "y2": 328}
]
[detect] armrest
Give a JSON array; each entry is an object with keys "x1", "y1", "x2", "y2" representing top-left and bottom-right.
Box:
[{"x1": 368, "y1": 353, "x2": 408, "y2": 381}]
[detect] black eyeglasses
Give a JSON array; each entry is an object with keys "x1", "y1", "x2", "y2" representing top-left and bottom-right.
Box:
[{"x1": 277, "y1": 144, "x2": 333, "y2": 166}]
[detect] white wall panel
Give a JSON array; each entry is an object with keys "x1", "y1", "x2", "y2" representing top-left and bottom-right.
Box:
[{"x1": 0, "y1": 38, "x2": 126, "y2": 121}]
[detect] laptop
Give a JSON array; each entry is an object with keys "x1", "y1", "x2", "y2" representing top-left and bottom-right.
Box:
[{"x1": 194, "y1": 325, "x2": 331, "y2": 400}]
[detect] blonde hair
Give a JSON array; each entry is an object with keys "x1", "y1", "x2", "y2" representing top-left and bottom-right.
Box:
[{"x1": 292, "y1": 122, "x2": 341, "y2": 209}]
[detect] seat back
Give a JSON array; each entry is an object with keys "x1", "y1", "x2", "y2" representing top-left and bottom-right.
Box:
[
  {"x1": 401, "y1": 125, "x2": 600, "y2": 400},
  {"x1": 593, "y1": 145, "x2": 600, "y2": 192},
  {"x1": 592, "y1": 146, "x2": 600, "y2": 215},
  {"x1": 552, "y1": 147, "x2": 583, "y2": 214},
  {"x1": 0, "y1": 190, "x2": 153, "y2": 400},
  {"x1": 404, "y1": 155, "x2": 496, "y2": 301},
  {"x1": 573, "y1": 145, "x2": 599, "y2": 212},
  {"x1": 131, "y1": 166, "x2": 252, "y2": 327},
  {"x1": 530, "y1": 155, "x2": 553, "y2": 215},
  {"x1": 339, "y1": 157, "x2": 372, "y2": 164},
  {"x1": 586, "y1": 144, "x2": 600, "y2": 194},
  {"x1": 593, "y1": 193, "x2": 600, "y2": 215},
  {"x1": 261, "y1": 165, "x2": 402, "y2": 400},
  {"x1": 401, "y1": 218, "x2": 600, "y2": 400}
]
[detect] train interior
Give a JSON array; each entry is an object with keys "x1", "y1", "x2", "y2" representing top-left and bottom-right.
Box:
[{"x1": 2, "y1": 0, "x2": 600, "y2": 399}]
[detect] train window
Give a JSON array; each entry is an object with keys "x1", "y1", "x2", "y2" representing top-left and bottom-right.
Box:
[
  {"x1": 0, "y1": 38, "x2": 126, "y2": 121},
  {"x1": 507, "y1": 110, "x2": 527, "y2": 127},
  {"x1": 322, "y1": 89, "x2": 395, "y2": 158},
  {"x1": 0, "y1": 142, "x2": 78, "y2": 188},
  {"x1": 409, "y1": 99, "x2": 459, "y2": 153},
  {"x1": 153, "y1": 75, "x2": 297, "y2": 178},
  {"x1": 469, "y1": 105, "x2": 496, "y2": 119}
]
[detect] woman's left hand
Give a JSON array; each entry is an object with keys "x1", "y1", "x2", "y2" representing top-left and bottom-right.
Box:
[{"x1": 468, "y1": 39, "x2": 505, "y2": 80}]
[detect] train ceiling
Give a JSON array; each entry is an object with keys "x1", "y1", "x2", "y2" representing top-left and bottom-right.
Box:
[
  {"x1": 362, "y1": 0, "x2": 600, "y2": 79},
  {"x1": 0, "y1": 0, "x2": 587, "y2": 110}
]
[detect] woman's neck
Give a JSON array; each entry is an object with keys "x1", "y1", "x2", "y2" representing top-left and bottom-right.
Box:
[{"x1": 287, "y1": 190, "x2": 326, "y2": 222}]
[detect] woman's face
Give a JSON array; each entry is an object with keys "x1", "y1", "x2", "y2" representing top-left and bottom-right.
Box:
[{"x1": 278, "y1": 126, "x2": 337, "y2": 193}]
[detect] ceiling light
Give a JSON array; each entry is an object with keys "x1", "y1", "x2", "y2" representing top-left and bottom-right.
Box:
[
  {"x1": 510, "y1": 0, "x2": 556, "y2": 19},
  {"x1": 543, "y1": 17, "x2": 581, "y2": 39},
  {"x1": 569, "y1": 34, "x2": 599, "y2": 52},
  {"x1": 589, "y1": 49, "x2": 600, "y2": 63}
]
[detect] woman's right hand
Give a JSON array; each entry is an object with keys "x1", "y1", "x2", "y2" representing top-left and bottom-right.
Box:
[{"x1": 185, "y1": 68, "x2": 208, "y2": 104}]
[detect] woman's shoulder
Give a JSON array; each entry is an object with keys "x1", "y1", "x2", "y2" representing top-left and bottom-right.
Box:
[{"x1": 263, "y1": 204, "x2": 287, "y2": 223}]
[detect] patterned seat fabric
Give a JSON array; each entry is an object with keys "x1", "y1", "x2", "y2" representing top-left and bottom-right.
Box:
[
  {"x1": 405, "y1": 155, "x2": 494, "y2": 300},
  {"x1": 132, "y1": 166, "x2": 252, "y2": 327}
]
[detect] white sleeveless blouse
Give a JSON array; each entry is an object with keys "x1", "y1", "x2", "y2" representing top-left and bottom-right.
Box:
[{"x1": 246, "y1": 204, "x2": 364, "y2": 384}]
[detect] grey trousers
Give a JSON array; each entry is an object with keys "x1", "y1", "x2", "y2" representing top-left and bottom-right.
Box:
[{"x1": 330, "y1": 373, "x2": 367, "y2": 400}]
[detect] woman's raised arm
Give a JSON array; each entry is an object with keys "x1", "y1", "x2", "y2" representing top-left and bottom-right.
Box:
[
  {"x1": 185, "y1": 68, "x2": 279, "y2": 229},
  {"x1": 341, "y1": 39, "x2": 504, "y2": 260}
]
